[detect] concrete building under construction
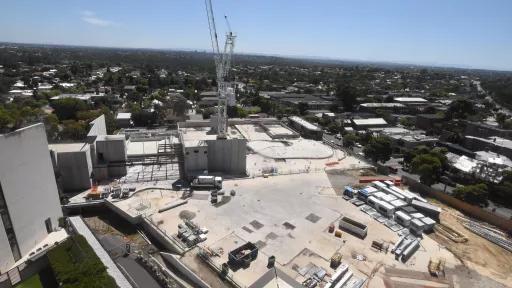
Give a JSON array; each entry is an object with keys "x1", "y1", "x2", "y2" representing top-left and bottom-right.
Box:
[{"x1": 178, "y1": 118, "x2": 249, "y2": 178}]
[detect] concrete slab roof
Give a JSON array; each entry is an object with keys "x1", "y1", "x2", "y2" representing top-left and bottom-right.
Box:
[
  {"x1": 352, "y1": 118, "x2": 387, "y2": 126},
  {"x1": 116, "y1": 112, "x2": 132, "y2": 119},
  {"x1": 127, "y1": 139, "x2": 167, "y2": 156},
  {"x1": 360, "y1": 103, "x2": 405, "y2": 107},
  {"x1": 394, "y1": 97, "x2": 428, "y2": 102},
  {"x1": 288, "y1": 116, "x2": 321, "y2": 131},
  {"x1": 264, "y1": 124, "x2": 296, "y2": 136},
  {"x1": 48, "y1": 143, "x2": 88, "y2": 152},
  {"x1": 96, "y1": 134, "x2": 125, "y2": 141},
  {"x1": 180, "y1": 127, "x2": 219, "y2": 147}
]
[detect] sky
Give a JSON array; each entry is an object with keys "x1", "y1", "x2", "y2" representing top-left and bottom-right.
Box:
[{"x1": 0, "y1": 0, "x2": 511, "y2": 71}]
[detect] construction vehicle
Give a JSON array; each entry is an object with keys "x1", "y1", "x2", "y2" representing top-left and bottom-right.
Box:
[
  {"x1": 330, "y1": 252, "x2": 342, "y2": 268},
  {"x1": 428, "y1": 257, "x2": 446, "y2": 277},
  {"x1": 191, "y1": 175, "x2": 223, "y2": 189},
  {"x1": 87, "y1": 185, "x2": 101, "y2": 200}
]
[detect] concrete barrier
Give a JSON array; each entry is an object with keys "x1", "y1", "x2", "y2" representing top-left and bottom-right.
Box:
[
  {"x1": 141, "y1": 217, "x2": 185, "y2": 255},
  {"x1": 160, "y1": 252, "x2": 211, "y2": 288}
]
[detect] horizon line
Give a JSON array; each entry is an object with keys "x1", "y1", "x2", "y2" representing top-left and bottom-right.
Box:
[{"x1": 1, "y1": 40, "x2": 511, "y2": 73}]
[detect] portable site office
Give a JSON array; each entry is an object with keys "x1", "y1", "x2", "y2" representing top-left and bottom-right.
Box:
[{"x1": 394, "y1": 210, "x2": 412, "y2": 227}]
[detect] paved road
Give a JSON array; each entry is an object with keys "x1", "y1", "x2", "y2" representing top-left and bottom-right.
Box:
[
  {"x1": 323, "y1": 133, "x2": 343, "y2": 147},
  {"x1": 96, "y1": 234, "x2": 162, "y2": 288},
  {"x1": 116, "y1": 256, "x2": 162, "y2": 288}
]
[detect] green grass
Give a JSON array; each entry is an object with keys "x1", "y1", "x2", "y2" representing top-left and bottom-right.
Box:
[
  {"x1": 47, "y1": 235, "x2": 117, "y2": 288},
  {"x1": 15, "y1": 274, "x2": 43, "y2": 288}
]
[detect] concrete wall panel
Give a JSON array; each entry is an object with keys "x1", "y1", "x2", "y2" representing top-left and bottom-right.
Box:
[
  {"x1": 207, "y1": 139, "x2": 246, "y2": 175},
  {"x1": 0, "y1": 124, "x2": 63, "y2": 272}
]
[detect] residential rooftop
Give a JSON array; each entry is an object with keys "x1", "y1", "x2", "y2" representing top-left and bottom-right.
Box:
[{"x1": 352, "y1": 118, "x2": 388, "y2": 126}]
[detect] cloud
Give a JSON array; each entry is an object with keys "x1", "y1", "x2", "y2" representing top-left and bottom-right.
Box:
[{"x1": 81, "y1": 11, "x2": 118, "y2": 27}]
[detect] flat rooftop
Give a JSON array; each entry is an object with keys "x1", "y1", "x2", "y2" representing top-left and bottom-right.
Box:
[
  {"x1": 352, "y1": 118, "x2": 388, "y2": 126},
  {"x1": 180, "y1": 127, "x2": 223, "y2": 147},
  {"x1": 116, "y1": 112, "x2": 132, "y2": 120},
  {"x1": 360, "y1": 103, "x2": 405, "y2": 108},
  {"x1": 394, "y1": 97, "x2": 428, "y2": 103},
  {"x1": 48, "y1": 142, "x2": 88, "y2": 153},
  {"x1": 264, "y1": 124, "x2": 297, "y2": 137},
  {"x1": 110, "y1": 172, "x2": 456, "y2": 287},
  {"x1": 466, "y1": 135, "x2": 512, "y2": 149},
  {"x1": 127, "y1": 139, "x2": 171, "y2": 157},
  {"x1": 180, "y1": 126, "x2": 244, "y2": 147},
  {"x1": 288, "y1": 116, "x2": 321, "y2": 131}
]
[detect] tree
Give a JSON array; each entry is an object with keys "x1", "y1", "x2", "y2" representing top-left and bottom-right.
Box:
[
  {"x1": 50, "y1": 98, "x2": 88, "y2": 120},
  {"x1": 410, "y1": 154, "x2": 442, "y2": 186},
  {"x1": 491, "y1": 171, "x2": 512, "y2": 206},
  {"x1": 343, "y1": 133, "x2": 358, "y2": 148},
  {"x1": 363, "y1": 136, "x2": 392, "y2": 163},
  {"x1": 375, "y1": 109, "x2": 396, "y2": 125},
  {"x1": 446, "y1": 99, "x2": 475, "y2": 120},
  {"x1": 59, "y1": 120, "x2": 88, "y2": 140},
  {"x1": 100, "y1": 107, "x2": 117, "y2": 134},
  {"x1": 399, "y1": 117, "x2": 415, "y2": 129},
  {"x1": 297, "y1": 102, "x2": 309, "y2": 115},
  {"x1": 335, "y1": 83, "x2": 358, "y2": 112},
  {"x1": 503, "y1": 119, "x2": 512, "y2": 130},
  {"x1": 327, "y1": 122, "x2": 341, "y2": 134},
  {"x1": 44, "y1": 114, "x2": 59, "y2": 141},
  {"x1": 423, "y1": 106, "x2": 437, "y2": 114},
  {"x1": 131, "y1": 110, "x2": 157, "y2": 127},
  {"x1": 0, "y1": 107, "x2": 13, "y2": 131},
  {"x1": 453, "y1": 183, "x2": 488, "y2": 206},
  {"x1": 172, "y1": 99, "x2": 189, "y2": 117},
  {"x1": 202, "y1": 107, "x2": 216, "y2": 119},
  {"x1": 496, "y1": 112, "x2": 507, "y2": 128}
]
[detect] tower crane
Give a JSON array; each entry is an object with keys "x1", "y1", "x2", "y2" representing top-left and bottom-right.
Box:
[{"x1": 204, "y1": 0, "x2": 236, "y2": 139}]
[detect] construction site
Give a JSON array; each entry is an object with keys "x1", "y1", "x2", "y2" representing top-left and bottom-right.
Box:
[
  {"x1": 61, "y1": 1, "x2": 512, "y2": 288},
  {"x1": 61, "y1": 106, "x2": 512, "y2": 288}
]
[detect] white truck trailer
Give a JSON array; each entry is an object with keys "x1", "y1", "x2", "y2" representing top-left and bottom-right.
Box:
[{"x1": 191, "y1": 176, "x2": 223, "y2": 189}]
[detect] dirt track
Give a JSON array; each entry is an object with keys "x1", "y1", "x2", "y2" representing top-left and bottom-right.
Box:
[{"x1": 431, "y1": 205, "x2": 512, "y2": 286}]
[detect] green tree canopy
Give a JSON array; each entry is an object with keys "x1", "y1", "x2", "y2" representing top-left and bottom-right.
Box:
[
  {"x1": 363, "y1": 136, "x2": 392, "y2": 163},
  {"x1": 342, "y1": 132, "x2": 358, "y2": 148},
  {"x1": 453, "y1": 183, "x2": 488, "y2": 205},
  {"x1": 335, "y1": 83, "x2": 359, "y2": 112},
  {"x1": 411, "y1": 154, "x2": 442, "y2": 186},
  {"x1": 50, "y1": 98, "x2": 88, "y2": 120},
  {"x1": 446, "y1": 99, "x2": 475, "y2": 120},
  {"x1": 297, "y1": 102, "x2": 309, "y2": 116},
  {"x1": 59, "y1": 120, "x2": 88, "y2": 140},
  {"x1": 406, "y1": 146, "x2": 448, "y2": 186}
]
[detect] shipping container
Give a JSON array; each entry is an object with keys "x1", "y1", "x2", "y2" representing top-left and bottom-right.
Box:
[
  {"x1": 339, "y1": 217, "x2": 368, "y2": 239},
  {"x1": 411, "y1": 200, "x2": 441, "y2": 221},
  {"x1": 394, "y1": 210, "x2": 412, "y2": 227},
  {"x1": 228, "y1": 242, "x2": 258, "y2": 268}
]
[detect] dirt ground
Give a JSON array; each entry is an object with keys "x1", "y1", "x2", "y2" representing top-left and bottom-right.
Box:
[{"x1": 430, "y1": 204, "x2": 512, "y2": 287}]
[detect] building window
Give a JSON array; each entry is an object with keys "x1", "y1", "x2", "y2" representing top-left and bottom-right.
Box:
[
  {"x1": 204, "y1": 151, "x2": 207, "y2": 154},
  {"x1": 194, "y1": 150, "x2": 199, "y2": 153},
  {"x1": 45, "y1": 218, "x2": 53, "y2": 234},
  {"x1": 0, "y1": 182, "x2": 21, "y2": 261}
]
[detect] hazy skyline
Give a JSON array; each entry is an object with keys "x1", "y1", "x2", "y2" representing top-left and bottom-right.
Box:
[{"x1": 1, "y1": 0, "x2": 511, "y2": 71}]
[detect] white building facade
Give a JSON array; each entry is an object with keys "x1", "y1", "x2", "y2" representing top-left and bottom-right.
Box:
[{"x1": 0, "y1": 124, "x2": 63, "y2": 273}]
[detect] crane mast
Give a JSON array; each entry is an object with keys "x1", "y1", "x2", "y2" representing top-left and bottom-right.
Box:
[{"x1": 204, "y1": 0, "x2": 236, "y2": 139}]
